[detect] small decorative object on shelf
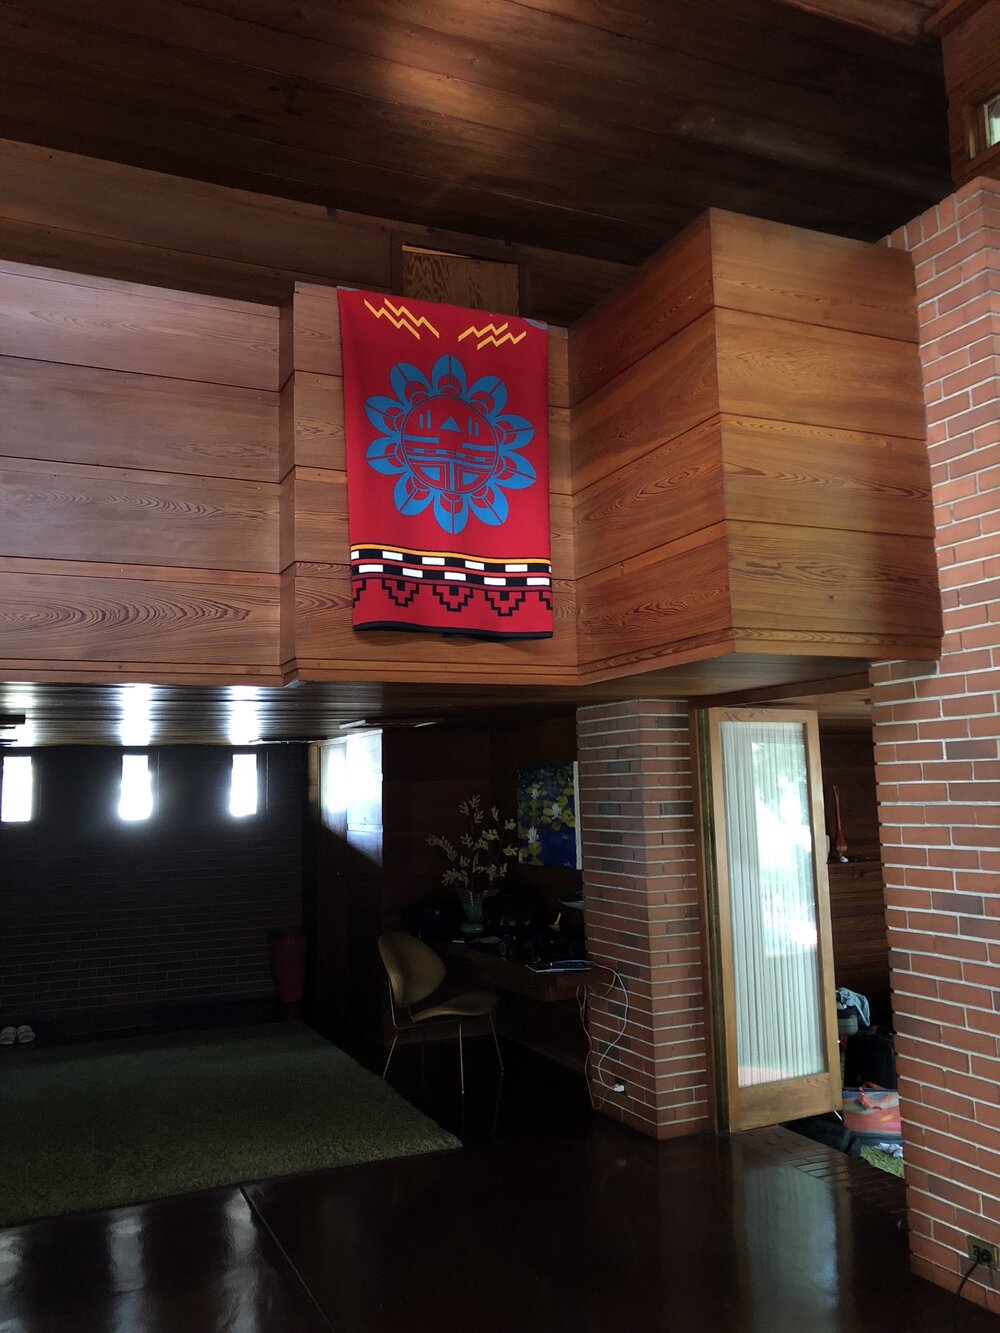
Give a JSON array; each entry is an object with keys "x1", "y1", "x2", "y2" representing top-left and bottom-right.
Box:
[
  {"x1": 831, "y1": 785, "x2": 849, "y2": 862},
  {"x1": 427, "y1": 794, "x2": 518, "y2": 924}
]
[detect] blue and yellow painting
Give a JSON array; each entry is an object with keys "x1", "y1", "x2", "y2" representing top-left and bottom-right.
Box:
[{"x1": 516, "y1": 762, "x2": 581, "y2": 869}]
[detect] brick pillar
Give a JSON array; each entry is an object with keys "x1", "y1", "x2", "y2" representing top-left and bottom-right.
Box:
[
  {"x1": 876, "y1": 178, "x2": 1000, "y2": 1312},
  {"x1": 576, "y1": 699, "x2": 711, "y2": 1139}
]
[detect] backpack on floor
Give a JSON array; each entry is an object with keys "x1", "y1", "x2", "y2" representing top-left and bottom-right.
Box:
[
  {"x1": 841, "y1": 1086, "x2": 902, "y2": 1143},
  {"x1": 843, "y1": 1029, "x2": 897, "y2": 1090},
  {"x1": 788, "y1": 1115, "x2": 862, "y2": 1157}
]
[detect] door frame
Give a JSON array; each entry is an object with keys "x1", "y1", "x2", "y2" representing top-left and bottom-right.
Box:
[{"x1": 693, "y1": 706, "x2": 841, "y2": 1132}]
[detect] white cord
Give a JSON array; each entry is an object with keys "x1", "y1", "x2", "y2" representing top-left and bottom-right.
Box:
[{"x1": 577, "y1": 965, "x2": 629, "y2": 1109}]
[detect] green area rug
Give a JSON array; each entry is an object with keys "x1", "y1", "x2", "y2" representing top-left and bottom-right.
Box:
[
  {"x1": 0, "y1": 1024, "x2": 458, "y2": 1226},
  {"x1": 860, "y1": 1144, "x2": 904, "y2": 1178}
]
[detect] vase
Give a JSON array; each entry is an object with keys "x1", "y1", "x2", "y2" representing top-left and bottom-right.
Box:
[{"x1": 456, "y1": 888, "x2": 495, "y2": 924}]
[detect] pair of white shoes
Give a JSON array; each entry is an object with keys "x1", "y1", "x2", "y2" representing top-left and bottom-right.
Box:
[{"x1": 0, "y1": 1025, "x2": 34, "y2": 1046}]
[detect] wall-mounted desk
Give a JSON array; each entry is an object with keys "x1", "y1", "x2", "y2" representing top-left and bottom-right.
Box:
[
  {"x1": 435, "y1": 941, "x2": 590, "y2": 1070},
  {"x1": 435, "y1": 941, "x2": 589, "y2": 1002}
]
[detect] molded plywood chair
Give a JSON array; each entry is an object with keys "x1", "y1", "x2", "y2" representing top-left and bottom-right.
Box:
[{"x1": 378, "y1": 931, "x2": 503, "y2": 1094}]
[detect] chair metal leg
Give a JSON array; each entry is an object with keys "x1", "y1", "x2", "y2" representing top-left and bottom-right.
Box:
[
  {"x1": 488, "y1": 1010, "x2": 504, "y2": 1075},
  {"x1": 458, "y1": 1022, "x2": 465, "y2": 1096},
  {"x1": 382, "y1": 1034, "x2": 399, "y2": 1080}
]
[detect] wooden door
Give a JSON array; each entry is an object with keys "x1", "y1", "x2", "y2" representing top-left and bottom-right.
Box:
[{"x1": 696, "y1": 708, "x2": 840, "y2": 1132}]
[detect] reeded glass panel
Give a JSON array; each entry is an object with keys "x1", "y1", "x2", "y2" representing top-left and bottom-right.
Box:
[{"x1": 720, "y1": 720, "x2": 823, "y2": 1088}]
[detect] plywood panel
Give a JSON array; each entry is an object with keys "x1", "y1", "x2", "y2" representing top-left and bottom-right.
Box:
[
  {"x1": 715, "y1": 307, "x2": 926, "y2": 439},
  {"x1": 577, "y1": 526, "x2": 732, "y2": 670},
  {"x1": 569, "y1": 215, "x2": 712, "y2": 406},
  {"x1": 0, "y1": 565, "x2": 278, "y2": 664},
  {"x1": 722, "y1": 415, "x2": 934, "y2": 537},
  {"x1": 572, "y1": 312, "x2": 719, "y2": 491},
  {"x1": 401, "y1": 246, "x2": 519, "y2": 314},
  {"x1": 728, "y1": 521, "x2": 942, "y2": 637},
  {"x1": 0, "y1": 263, "x2": 279, "y2": 389},
  {"x1": 294, "y1": 565, "x2": 577, "y2": 673},
  {"x1": 709, "y1": 210, "x2": 920, "y2": 342},
  {"x1": 0, "y1": 458, "x2": 277, "y2": 571},
  {"x1": 0, "y1": 356, "x2": 278, "y2": 482},
  {"x1": 574, "y1": 416, "x2": 724, "y2": 579}
]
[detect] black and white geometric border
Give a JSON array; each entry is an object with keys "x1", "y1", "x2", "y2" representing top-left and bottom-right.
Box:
[{"x1": 350, "y1": 544, "x2": 552, "y2": 590}]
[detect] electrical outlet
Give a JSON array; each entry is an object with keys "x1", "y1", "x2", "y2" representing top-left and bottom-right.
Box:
[{"x1": 966, "y1": 1236, "x2": 999, "y2": 1268}]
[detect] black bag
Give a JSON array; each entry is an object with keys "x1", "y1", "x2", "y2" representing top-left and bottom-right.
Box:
[
  {"x1": 843, "y1": 1029, "x2": 897, "y2": 1090},
  {"x1": 788, "y1": 1115, "x2": 861, "y2": 1157}
]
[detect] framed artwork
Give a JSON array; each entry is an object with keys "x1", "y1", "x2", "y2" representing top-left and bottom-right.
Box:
[{"x1": 516, "y1": 761, "x2": 582, "y2": 868}]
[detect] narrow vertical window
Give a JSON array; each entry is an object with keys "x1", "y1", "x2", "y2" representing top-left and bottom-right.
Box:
[
  {"x1": 230, "y1": 753, "x2": 258, "y2": 818},
  {"x1": 119, "y1": 753, "x2": 153, "y2": 822},
  {"x1": 985, "y1": 93, "x2": 1000, "y2": 150},
  {"x1": 1, "y1": 756, "x2": 33, "y2": 823}
]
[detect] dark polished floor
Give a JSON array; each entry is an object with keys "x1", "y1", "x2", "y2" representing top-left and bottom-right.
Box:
[{"x1": 1, "y1": 1029, "x2": 996, "y2": 1333}]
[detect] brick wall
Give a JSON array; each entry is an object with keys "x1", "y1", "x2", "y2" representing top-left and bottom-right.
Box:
[
  {"x1": 576, "y1": 700, "x2": 711, "y2": 1139},
  {"x1": 876, "y1": 177, "x2": 1000, "y2": 1312},
  {"x1": 0, "y1": 745, "x2": 305, "y2": 1021}
]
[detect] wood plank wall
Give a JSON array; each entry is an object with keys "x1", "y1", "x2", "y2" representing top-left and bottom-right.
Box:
[
  {"x1": 819, "y1": 723, "x2": 890, "y2": 1018},
  {"x1": 0, "y1": 261, "x2": 282, "y2": 681},
  {"x1": 570, "y1": 209, "x2": 942, "y2": 682},
  {"x1": 0, "y1": 197, "x2": 942, "y2": 690},
  {"x1": 0, "y1": 138, "x2": 632, "y2": 324}
]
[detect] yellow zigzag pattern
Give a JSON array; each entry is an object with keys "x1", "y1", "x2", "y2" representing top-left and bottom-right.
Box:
[
  {"x1": 363, "y1": 298, "x2": 440, "y2": 340},
  {"x1": 457, "y1": 321, "x2": 527, "y2": 351}
]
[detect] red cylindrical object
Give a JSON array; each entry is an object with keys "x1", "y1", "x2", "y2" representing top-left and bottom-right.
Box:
[{"x1": 268, "y1": 928, "x2": 307, "y2": 1004}]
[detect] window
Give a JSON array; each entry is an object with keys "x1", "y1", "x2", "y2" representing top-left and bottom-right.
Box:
[
  {"x1": 229, "y1": 753, "x2": 258, "y2": 818},
  {"x1": 984, "y1": 93, "x2": 1000, "y2": 151},
  {"x1": 119, "y1": 753, "x2": 153, "y2": 822},
  {"x1": 970, "y1": 92, "x2": 1000, "y2": 158},
  {"x1": 1, "y1": 755, "x2": 33, "y2": 823}
]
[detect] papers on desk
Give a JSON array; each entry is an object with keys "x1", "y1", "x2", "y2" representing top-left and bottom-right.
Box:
[{"x1": 526, "y1": 959, "x2": 593, "y2": 974}]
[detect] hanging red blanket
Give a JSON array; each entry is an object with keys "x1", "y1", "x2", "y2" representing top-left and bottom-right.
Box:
[{"x1": 338, "y1": 289, "x2": 552, "y2": 640}]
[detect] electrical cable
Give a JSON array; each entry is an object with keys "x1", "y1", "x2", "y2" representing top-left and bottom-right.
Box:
[
  {"x1": 952, "y1": 1258, "x2": 983, "y2": 1333},
  {"x1": 576, "y1": 964, "x2": 629, "y2": 1110}
]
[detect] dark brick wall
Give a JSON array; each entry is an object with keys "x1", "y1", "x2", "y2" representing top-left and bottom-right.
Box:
[{"x1": 0, "y1": 745, "x2": 306, "y2": 1021}]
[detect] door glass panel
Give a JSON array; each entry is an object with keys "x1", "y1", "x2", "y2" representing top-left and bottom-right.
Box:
[{"x1": 719, "y1": 719, "x2": 823, "y2": 1088}]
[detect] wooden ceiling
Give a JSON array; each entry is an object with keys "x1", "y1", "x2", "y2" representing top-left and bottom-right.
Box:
[
  {"x1": 0, "y1": 0, "x2": 951, "y2": 266},
  {"x1": 778, "y1": 0, "x2": 943, "y2": 42}
]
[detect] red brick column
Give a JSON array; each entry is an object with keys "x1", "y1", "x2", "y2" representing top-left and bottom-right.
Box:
[
  {"x1": 576, "y1": 699, "x2": 711, "y2": 1139},
  {"x1": 877, "y1": 178, "x2": 1000, "y2": 1312}
]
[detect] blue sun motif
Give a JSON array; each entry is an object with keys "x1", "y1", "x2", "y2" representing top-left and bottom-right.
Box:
[{"x1": 363, "y1": 354, "x2": 536, "y2": 535}]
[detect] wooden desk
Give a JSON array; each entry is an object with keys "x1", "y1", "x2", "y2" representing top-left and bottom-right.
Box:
[
  {"x1": 436, "y1": 941, "x2": 589, "y2": 1070},
  {"x1": 435, "y1": 941, "x2": 590, "y2": 1003}
]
